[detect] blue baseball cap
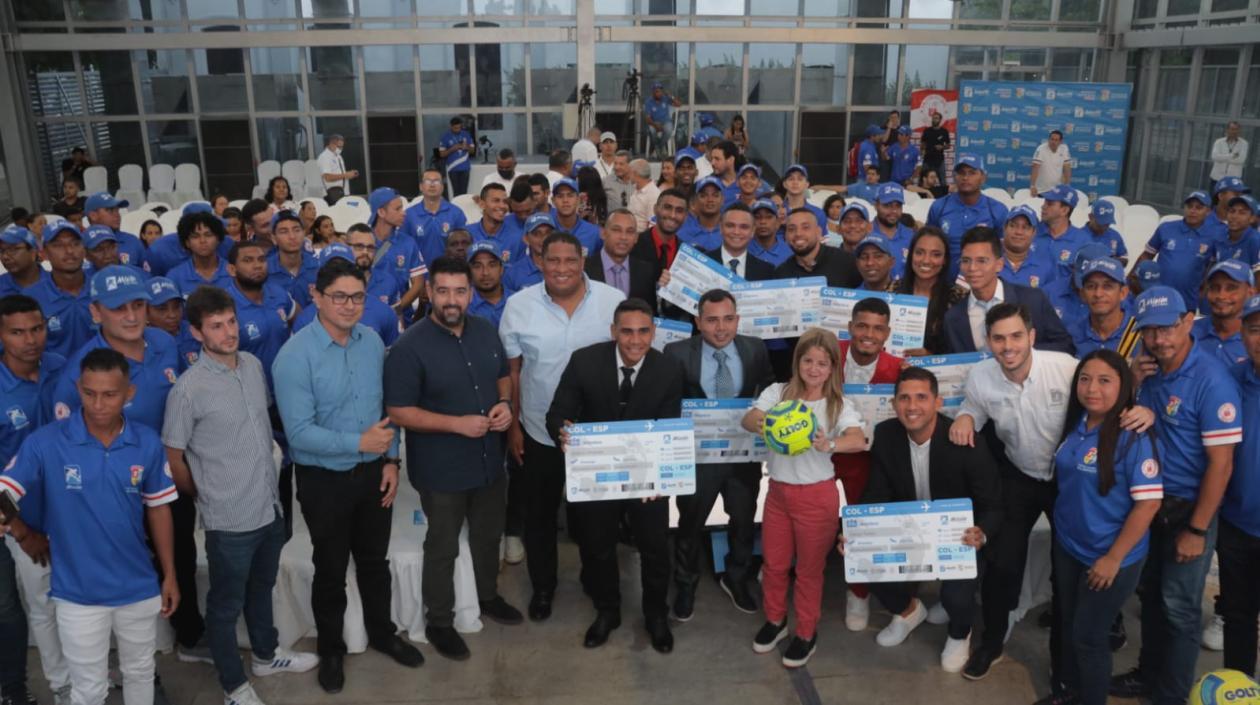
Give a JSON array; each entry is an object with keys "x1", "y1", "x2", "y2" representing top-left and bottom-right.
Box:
[
  {"x1": 1242, "y1": 293, "x2": 1260, "y2": 321},
  {"x1": 699, "y1": 113, "x2": 715, "y2": 126},
  {"x1": 674, "y1": 152, "x2": 697, "y2": 166},
  {"x1": 0, "y1": 226, "x2": 37, "y2": 248},
  {"x1": 1212, "y1": 176, "x2": 1249, "y2": 196},
  {"x1": 738, "y1": 163, "x2": 761, "y2": 178},
  {"x1": 552, "y1": 177, "x2": 579, "y2": 194},
  {"x1": 750, "y1": 199, "x2": 778, "y2": 215},
  {"x1": 1080, "y1": 257, "x2": 1126, "y2": 285},
  {"x1": 854, "y1": 236, "x2": 893, "y2": 258},
  {"x1": 83, "y1": 224, "x2": 117, "y2": 250},
  {"x1": 954, "y1": 153, "x2": 986, "y2": 173},
  {"x1": 651, "y1": 81, "x2": 664, "y2": 90},
  {"x1": 865, "y1": 124, "x2": 882, "y2": 137},
  {"x1": 89, "y1": 265, "x2": 151, "y2": 308},
  {"x1": 695, "y1": 176, "x2": 724, "y2": 193},
  {"x1": 146, "y1": 277, "x2": 182, "y2": 306},
  {"x1": 571, "y1": 160, "x2": 594, "y2": 174},
  {"x1": 524, "y1": 212, "x2": 556, "y2": 234},
  {"x1": 1183, "y1": 190, "x2": 1211, "y2": 207},
  {"x1": 840, "y1": 202, "x2": 869, "y2": 221},
  {"x1": 367, "y1": 187, "x2": 401, "y2": 226},
  {"x1": 318, "y1": 242, "x2": 356, "y2": 265},
  {"x1": 783, "y1": 164, "x2": 809, "y2": 180},
  {"x1": 270, "y1": 208, "x2": 302, "y2": 232},
  {"x1": 1207, "y1": 258, "x2": 1256, "y2": 286},
  {"x1": 1134, "y1": 286, "x2": 1188, "y2": 329},
  {"x1": 1090, "y1": 200, "x2": 1117, "y2": 226},
  {"x1": 1005, "y1": 204, "x2": 1040, "y2": 229},
  {"x1": 690, "y1": 132, "x2": 706, "y2": 145},
  {"x1": 466, "y1": 241, "x2": 503, "y2": 263},
  {"x1": 1134, "y1": 260, "x2": 1162, "y2": 286},
  {"x1": 1070, "y1": 242, "x2": 1113, "y2": 287},
  {"x1": 897, "y1": 125, "x2": 911, "y2": 136},
  {"x1": 182, "y1": 202, "x2": 215, "y2": 216},
  {"x1": 1042, "y1": 185, "x2": 1078, "y2": 209},
  {"x1": 1227, "y1": 194, "x2": 1259, "y2": 214},
  {"x1": 876, "y1": 183, "x2": 905, "y2": 205},
  {"x1": 42, "y1": 221, "x2": 81, "y2": 245},
  {"x1": 84, "y1": 192, "x2": 129, "y2": 212}
]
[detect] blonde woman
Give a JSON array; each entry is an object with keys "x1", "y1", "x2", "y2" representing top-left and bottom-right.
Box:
[{"x1": 742, "y1": 328, "x2": 867, "y2": 669}]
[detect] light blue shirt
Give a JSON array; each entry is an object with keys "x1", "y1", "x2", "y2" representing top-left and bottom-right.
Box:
[
  {"x1": 272, "y1": 318, "x2": 399, "y2": 470},
  {"x1": 700, "y1": 340, "x2": 743, "y2": 400},
  {"x1": 499, "y1": 276, "x2": 626, "y2": 446}
]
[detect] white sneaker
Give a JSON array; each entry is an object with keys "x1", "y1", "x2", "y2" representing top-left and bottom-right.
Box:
[
  {"x1": 940, "y1": 634, "x2": 970, "y2": 672},
  {"x1": 504, "y1": 536, "x2": 525, "y2": 565},
  {"x1": 1202, "y1": 614, "x2": 1225, "y2": 651},
  {"x1": 845, "y1": 592, "x2": 870, "y2": 631},
  {"x1": 251, "y1": 648, "x2": 319, "y2": 677},
  {"x1": 926, "y1": 602, "x2": 949, "y2": 625},
  {"x1": 53, "y1": 684, "x2": 72, "y2": 705},
  {"x1": 224, "y1": 682, "x2": 267, "y2": 705},
  {"x1": 177, "y1": 641, "x2": 215, "y2": 664},
  {"x1": 876, "y1": 599, "x2": 927, "y2": 647}
]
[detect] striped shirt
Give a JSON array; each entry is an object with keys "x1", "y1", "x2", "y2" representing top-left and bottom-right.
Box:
[{"x1": 161, "y1": 351, "x2": 281, "y2": 532}]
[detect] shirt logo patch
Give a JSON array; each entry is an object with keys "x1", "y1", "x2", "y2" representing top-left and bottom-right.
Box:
[
  {"x1": 1167, "y1": 240, "x2": 1176, "y2": 251},
  {"x1": 1199, "y1": 243, "x2": 1209, "y2": 255},
  {"x1": 47, "y1": 316, "x2": 61, "y2": 332},
  {"x1": 1083, "y1": 447, "x2": 1097, "y2": 465},
  {"x1": 1059, "y1": 249, "x2": 1071, "y2": 262},
  {"x1": 1141, "y1": 458, "x2": 1159, "y2": 479},
  {"x1": 501, "y1": 250, "x2": 511, "y2": 263},
  {"x1": 442, "y1": 222, "x2": 450, "y2": 233},
  {"x1": 276, "y1": 307, "x2": 287, "y2": 321},
  {"x1": 64, "y1": 465, "x2": 82, "y2": 489},
  {"x1": 164, "y1": 368, "x2": 177, "y2": 384},
  {"x1": 54, "y1": 402, "x2": 70, "y2": 420},
  {"x1": 1165, "y1": 396, "x2": 1182, "y2": 417},
  {"x1": 246, "y1": 322, "x2": 261, "y2": 340},
  {"x1": 6, "y1": 407, "x2": 29, "y2": 430},
  {"x1": 185, "y1": 351, "x2": 199, "y2": 365},
  {"x1": 1029, "y1": 275, "x2": 1040, "y2": 288},
  {"x1": 1218, "y1": 402, "x2": 1237, "y2": 424},
  {"x1": 120, "y1": 253, "x2": 130, "y2": 264},
  {"x1": 163, "y1": 461, "x2": 172, "y2": 479},
  {"x1": 130, "y1": 465, "x2": 143, "y2": 486},
  {"x1": 396, "y1": 255, "x2": 404, "y2": 267}
]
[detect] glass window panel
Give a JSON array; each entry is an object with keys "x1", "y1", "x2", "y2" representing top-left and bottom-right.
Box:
[
  {"x1": 1121, "y1": 118, "x2": 1143, "y2": 202},
  {"x1": 360, "y1": 0, "x2": 415, "y2": 13},
  {"x1": 80, "y1": 52, "x2": 138, "y2": 116},
  {"x1": 420, "y1": 44, "x2": 472, "y2": 108},
  {"x1": 188, "y1": 0, "x2": 238, "y2": 19},
  {"x1": 852, "y1": 44, "x2": 896, "y2": 105},
  {"x1": 531, "y1": 112, "x2": 566, "y2": 154},
  {"x1": 15, "y1": 0, "x2": 66, "y2": 21},
  {"x1": 531, "y1": 43, "x2": 577, "y2": 106},
  {"x1": 1243, "y1": 54, "x2": 1260, "y2": 119},
  {"x1": 1211, "y1": 0, "x2": 1246, "y2": 10},
  {"x1": 93, "y1": 124, "x2": 145, "y2": 186},
  {"x1": 1196, "y1": 66, "x2": 1236, "y2": 116},
  {"x1": 748, "y1": 44, "x2": 796, "y2": 105},
  {"x1": 194, "y1": 48, "x2": 248, "y2": 114},
  {"x1": 36, "y1": 123, "x2": 92, "y2": 193},
  {"x1": 364, "y1": 45, "x2": 416, "y2": 111},
  {"x1": 418, "y1": 0, "x2": 466, "y2": 14},
  {"x1": 595, "y1": 43, "x2": 634, "y2": 111},
  {"x1": 474, "y1": 0, "x2": 524, "y2": 13},
  {"x1": 745, "y1": 111, "x2": 795, "y2": 176},
  {"x1": 256, "y1": 117, "x2": 311, "y2": 163},
  {"x1": 750, "y1": 0, "x2": 799, "y2": 13},
  {"x1": 1155, "y1": 50, "x2": 1192, "y2": 112},
  {"x1": 0, "y1": 140, "x2": 11, "y2": 224},
  {"x1": 24, "y1": 53, "x2": 82, "y2": 118},
  {"x1": 1059, "y1": 0, "x2": 1100, "y2": 20},
  {"x1": 801, "y1": 44, "x2": 848, "y2": 106},
  {"x1": 367, "y1": 116, "x2": 419, "y2": 196},
  {"x1": 421, "y1": 114, "x2": 461, "y2": 165},
  {"x1": 137, "y1": 50, "x2": 192, "y2": 114},
  {"x1": 1166, "y1": 0, "x2": 1198, "y2": 13},
  {"x1": 804, "y1": 0, "x2": 850, "y2": 13},
  {"x1": 646, "y1": 0, "x2": 690, "y2": 14},
  {"x1": 1185, "y1": 120, "x2": 1223, "y2": 193},
  {"x1": 308, "y1": 45, "x2": 359, "y2": 110},
  {"x1": 147, "y1": 120, "x2": 200, "y2": 167},
  {"x1": 907, "y1": 0, "x2": 952, "y2": 18},
  {"x1": 1134, "y1": 0, "x2": 1157, "y2": 18},
  {"x1": 1242, "y1": 125, "x2": 1260, "y2": 190},
  {"x1": 314, "y1": 116, "x2": 364, "y2": 191},
  {"x1": 695, "y1": 0, "x2": 744, "y2": 12},
  {"x1": 478, "y1": 43, "x2": 527, "y2": 108},
  {"x1": 1140, "y1": 118, "x2": 1182, "y2": 207},
  {"x1": 135, "y1": 0, "x2": 181, "y2": 20},
  {"x1": 531, "y1": 0, "x2": 576, "y2": 12},
  {"x1": 902, "y1": 45, "x2": 949, "y2": 102},
  {"x1": 245, "y1": 0, "x2": 297, "y2": 17},
  {"x1": 301, "y1": 0, "x2": 352, "y2": 17},
  {"x1": 1010, "y1": 0, "x2": 1051, "y2": 20},
  {"x1": 642, "y1": 43, "x2": 689, "y2": 105},
  {"x1": 695, "y1": 43, "x2": 742, "y2": 105},
  {"x1": 68, "y1": 0, "x2": 128, "y2": 20},
  {"x1": 200, "y1": 119, "x2": 255, "y2": 198},
  {"x1": 596, "y1": 0, "x2": 635, "y2": 12},
  {"x1": 472, "y1": 113, "x2": 528, "y2": 159},
  {"x1": 251, "y1": 48, "x2": 304, "y2": 112}
]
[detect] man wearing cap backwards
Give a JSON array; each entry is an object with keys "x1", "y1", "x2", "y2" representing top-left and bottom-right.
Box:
[
  {"x1": 1206, "y1": 176, "x2": 1249, "y2": 240},
  {"x1": 888, "y1": 126, "x2": 920, "y2": 187},
  {"x1": 84, "y1": 192, "x2": 147, "y2": 273},
  {"x1": 830, "y1": 202, "x2": 872, "y2": 252},
  {"x1": 551, "y1": 178, "x2": 603, "y2": 257},
  {"x1": 1070, "y1": 257, "x2": 1140, "y2": 359},
  {"x1": 0, "y1": 226, "x2": 49, "y2": 297},
  {"x1": 405, "y1": 167, "x2": 469, "y2": 268},
  {"x1": 677, "y1": 177, "x2": 726, "y2": 252},
  {"x1": 1029, "y1": 130, "x2": 1072, "y2": 197},
  {"x1": 28, "y1": 222, "x2": 94, "y2": 358},
  {"x1": 1212, "y1": 194, "x2": 1260, "y2": 271},
  {"x1": 854, "y1": 237, "x2": 899, "y2": 292},
  {"x1": 749, "y1": 199, "x2": 792, "y2": 266},
  {"x1": 780, "y1": 164, "x2": 829, "y2": 231},
  {"x1": 266, "y1": 210, "x2": 321, "y2": 309},
  {"x1": 1035, "y1": 185, "x2": 1092, "y2": 271},
  {"x1": 1111, "y1": 286, "x2": 1242, "y2": 705},
  {"x1": 145, "y1": 277, "x2": 202, "y2": 371},
  {"x1": 166, "y1": 211, "x2": 234, "y2": 296},
  {"x1": 858, "y1": 125, "x2": 883, "y2": 176},
  {"x1": 1085, "y1": 200, "x2": 1129, "y2": 266},
  {"x1": 468, "y1": 183, "x2": 527, "y2": 265},
  {"x1": 368, "y1": 187, "x2": 429, "y2": 319},
  {"x1": 1001, "y1": 205, "x2": 1058, "y2": 290},
  {"x1": 291, "y1": 244, "x2": 401, "y2": 347},
  {"x1": 1191, "y1": 260, "x2": 1252, "y2": 368},
  {"x1": 439, "y1": 116, "x2": 475, "y2": 198},
  {"x1": 1130, "y1": 190, "x2": 1222, "y2": 313},
  {"x1": 871, "y1": 184, "x2": 914, "y2": 279},
  {"x1": 503, "y1": 213, "x2": 556, "y2": 292},
  {"x1": 926, "y1": 153, "x2": 1010, "y2": 282},
  {"x1": 644, "y1": 83, "x2": 681, "y2": 158}
]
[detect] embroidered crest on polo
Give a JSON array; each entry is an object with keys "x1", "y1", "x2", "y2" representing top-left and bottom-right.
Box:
[
  {"x1": 1141, "y1": 459, "x2": 1159, "y2": 479},
  {"x1": 1218, "y1": 403, "x2": 1237, "y2": 424},
  {"x1": 1165, "y1": 396, "x2": 1182, "y2": 417},
  {"x1": 164, "y1": 368, "x2": 177, "y2": 384},
  {"x1": 1083, "y1": 448, "x2": 1097, "y2": 465},
  {"x1": 130, "y1": 465, "x2": 143, "y2": 486},
  {"x1": 54, "y1": 402, "x2": 71, "y2": 420}
]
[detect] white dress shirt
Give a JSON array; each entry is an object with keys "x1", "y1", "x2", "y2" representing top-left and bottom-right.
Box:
[
  {"x1": 615, "y1": 347, "x2": 645, "y2": 386},
  {"x1": 628, "y1": 181, "x2": 661, "y2": 232},
  {"x1": 720, "y1": 247, "x2": 748, "y2": 278},
  {"x1": 595, "y1": 157, "x2": 616, "y2": 179},
  {"x1": 317, "y1": 147, "x2": 347, "y2": 193},
  {"x1": 958, "y1": 348, "x2": 1079, "y2": 481},
  {"x1": 968, "y1": 279, "x2": 1005, "y2": 352},
  {"x1": 1210, "y1": 137, "x2": 1249, "y2": 180},
  {"x1": 909, "y1": 437, "x2": 932, "y2": 501},
  {"x1": 481, "y1": 170, "x2": 517, "y2": 192},
  {"x1": 843, "y1": 354, "x2": 877, "y2": 385}
]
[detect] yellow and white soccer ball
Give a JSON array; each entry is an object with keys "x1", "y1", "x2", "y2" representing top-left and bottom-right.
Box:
[
  {"x1": 762, "y1": 400, "x2": 819, "y2": 456},
  {"x1": 1190, "y1": 669, "x2": 1260, "y2": 705}
]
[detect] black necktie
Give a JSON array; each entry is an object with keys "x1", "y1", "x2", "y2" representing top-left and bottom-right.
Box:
[{"x1": 619, "y1": 366, "x2": 635, "y2": 415}]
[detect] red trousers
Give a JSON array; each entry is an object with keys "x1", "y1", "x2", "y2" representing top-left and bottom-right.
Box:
[
  {"x1": 833, "y1": 452, "x2": 870, "y2": 599},
  {"x1": 761, "y1": 478, "x2": 841, "y2": 640}
]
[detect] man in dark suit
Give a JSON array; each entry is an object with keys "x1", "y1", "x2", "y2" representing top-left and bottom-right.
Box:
[
  {"x1": 943, "y1": 227, "x2": 1075, "y2": 355},
  {"x1": 773, "y1": 207, "x2": 862, "y2": 287},
  {"x1": 630, "y1": 188, "x2": 690, "y2": 277},
  {"x1": 584, "y1": 208, "x2": 657, "y2": 311},
  {"x1": 701, "y1": 202, "x2": 775, "y2": 282},
  {"x1": 546, "y1": 298, "x2": 685, "y2": 654},
  {"x1": 664, "y1": 289, "x2": 774, "y2": 620},
  {"x1": 853, "y1": 366, "x2": 1003, "y2": 673}
]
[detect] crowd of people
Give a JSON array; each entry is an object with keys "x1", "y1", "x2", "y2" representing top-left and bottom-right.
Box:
[{"x1": 0, "y1": 109, "x2": 1257, "y2": 705}]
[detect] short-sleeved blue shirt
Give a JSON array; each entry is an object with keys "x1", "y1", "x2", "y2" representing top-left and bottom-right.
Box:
[
  {"x1": 403, "y1": 199, "x2": 469, "y2": 267},
  {"x1": 26, "y1": 275, "x2": 94, "y2": 359},
  {"x1": 888, "y1": 143, "x2": 920, "y2": 184},
  {"x1": 466, "y1": 219, "x2": 526, "y2": 266},
  {"x1": 1191, "y1": 318, "x2": 1248, "y2": 368},
  {"x1": 1221, "y1": 362, "x2": 1260, "y2": 538},
  {"x1": 468, "y1": 289, "x2": 510, "y2": 329},
  {"x1": 439, "y1": 130, "x2": 473, "y2": 173},
  {"x1": 749, "y1": 234, "x2": 793, "y2": 267},
  {"x1": 1143, "y1": 219, "x2": 1223, "y2": 312},
  {"x1": 502, "y1": 255, "x2": 543, "y2": 293},
  {"x1": 1002, "y1": 247, "x2": 1059, "y2": 290},
  {"x1": 227, "y1": 281, "x2": 296, "y2": 389},
  {"x1": 926, "y1": 193, "x2": 1010, "y2": 280},
  {"x1": 265, "y1": 249, "x2": 320, "y2": 309},
  {"x1": 1212, "y1": 228, "x2": 1260, "y2": 269},
  {"x1": 0, "y1": 353, "x2": 66, "y2": 466},
  {"x1": 676, "y1": 215, "x2": 723, "y2": 251},
  {"x1": 167, "y1": 257, "x2": 233, "y2": 296},
  {"x1": 52, "y1": 329, "x2": 180, "y2": 433}
]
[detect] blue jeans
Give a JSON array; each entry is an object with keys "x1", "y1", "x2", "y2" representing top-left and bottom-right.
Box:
[
  {"x1": 1054, "y1": 542, "x2": 1144, "y2": 705},
  {"x1": 204, "y1": 512, "x2": 285, "y2": 693},
  {"x1": 0, "y1": 539, "x2": 29, "y2": 697},
  {"x1": 1136, "y1": 514, "x2": 1218, "y2": 705}
]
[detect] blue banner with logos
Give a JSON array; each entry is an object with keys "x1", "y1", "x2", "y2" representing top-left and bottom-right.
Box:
[{"x1": 956, "y1": 80, "x2": 1132, "y2": 199}]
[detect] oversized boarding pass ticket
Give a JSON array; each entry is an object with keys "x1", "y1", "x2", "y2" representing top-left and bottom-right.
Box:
[
  {"x1": 564, "y1": 418, "x2": 696, "y2": 502},
  {"x1": 819, "y1": 288, "x2": 929, "y2": 355},
  {"x1": 652, "y1": 317, "x2": 693, "y2": 352},
  {"x1": 732, "y1": 277, "x2": 826, "y2": 339},
  {"x1": 681, "y1": 398, "x2": 768, "y2": 464},
  {"x1": 904, "y1": 352, "x2": 990, "y2": 417},
  {"x1": 657, "y1": 244, "x2": 743, "y2": 315},
  {"x1": 841, "y1": 384, "x2": 897, "y2": 450},
  {"x1": 842, "y1": 498, "x2": 979, "y2": 583}
]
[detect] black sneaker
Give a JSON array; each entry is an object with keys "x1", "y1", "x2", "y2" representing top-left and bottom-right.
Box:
[
  {"x1": 672, "y1": 586, "x2": 696, "y2": 622},
  {"x1": 1109, "y1": 667, "x2": 1148, "y2": 698},
  {"x1": 1108, "y1": 614, "x2": 1127, "y2": 651},
  {"x1": 961, "y1": 645, "x2": 1004, "y2": 681},
  {"x1": 752, "y1": 619, "x2": 788, "y2": 654},
  {"x1": 781, "y1": 633, "x2": 817, "y2": 668},
  {"x1": 1032, "y1": 690, "x2": 1082, "y2": 705},
  {"x1": 719, "y1": 574, "x2": 758, "y2": 614},
  {"x1": 425, "y1": 625, "x2": 470, "y2": 661}
]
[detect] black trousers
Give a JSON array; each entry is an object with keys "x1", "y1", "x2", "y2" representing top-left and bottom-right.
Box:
[
  {"x1": 504, "y1": 457, "x2": 525, "y2": 538},
  {"x1": 872, "y1": 577, "x2": 977, "y2": 640},
  {"x1": 571, "y1": 497, "x2": 671, "y2": 619},
  {"x1": 448, "y1": 170, "x2": 470, "y2": 198},
  {"x1": 1218, "y1": 518, "x2": 1260, "y2": 677},
  {"x1": 169, "y1": 493, "x2": 205, "y2": 649},
  {"x1": 674, "y1": 462, "x2": 760, "y2": 588},
  {"x1": 418, "y1": 474, "x2": 507, "y2": 628},
  {"x1": 522, "y1": 433, "x2": 567, "y2": 596},
  {"x1": 296, "y1": 460, "x2": 396, "y2": 656}
]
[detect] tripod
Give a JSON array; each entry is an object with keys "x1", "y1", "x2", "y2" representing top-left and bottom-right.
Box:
[
  {"x1": 577, "y1": 83, "x2": 596, "y2": 141},
  {"x1": 623, "y1": 69, "x2": 641, "y2": 154}
]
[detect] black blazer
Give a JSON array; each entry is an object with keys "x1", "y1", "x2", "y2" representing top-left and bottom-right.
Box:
[
  {"x1": 863, "y1": 413, "x2": 1004, "y2": 541},
  {"x1": 942, "y1": 280, "x2": 1075, "y2": 355},
  {"x1": 546, "y1": 341, "x2": 684, "y2": 444},
  {"x1": 663, "y1": 333, "x2": 774, "y2": 400},
  {"x1": 584, "y1": 254, "x2": 658, "y2": 312},
  {"x1": 701, "y1": 248, "x2": 774, "y2": 282},
  {"x1": 631, "y1": 228, "x2": 671, "y2": 279}
]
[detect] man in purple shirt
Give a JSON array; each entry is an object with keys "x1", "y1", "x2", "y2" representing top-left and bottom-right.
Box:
[{"x1": 583, "y1": 209, "x2": 657, "y2": 311}]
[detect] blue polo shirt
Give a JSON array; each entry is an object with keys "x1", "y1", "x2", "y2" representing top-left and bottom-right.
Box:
[
  {"x1": 157, "y1": 322, "x2": 201, "y2": 372},
  {"x1": 1203, "y1": 211, "x2": 1230, "y2": 241},
  {"x1": 1191, "y1": 318, "x2": 1247, "y2": 368},
  {"x1": 265, "y1": 249, "x2": 320, "y2": 309},
  {"x1": 466, "y1": 219, "x2": 526, "y2": 266},
  {"x1": 677, "y1": 215, "x2": 723, "y2": 251},
  {"x1": 1070, "y1": 313, "x2": 1136, "y2": 358},
  {"x1": 227, "y1": 281, "x2": 296, "y2": 389},
  {"x1": 1034, "y1": 225, "x2": 1093, "y2": 272},
  {"x1": 749, "y1": 234, "x2": 793, "y2": 267},
  {"x1": 1042, "y1": 277, "x2": 1088, "y2": 331},
  {"x1": 845, "y1": 182, "x2": 881, "y2": 203},
  {"x1": 872, "y1": 223, "x2": 915, "y2": 280},
  {"x1": 468, "y1": 290, "x2": 510, "y2": 329},
  {"x1": 1213, "y1": 228, "x2": 1260, "y2": 268},
  {"x1": 0, "y1": 410, "x2": 176, "y2": 606},
  {"x1": 1221, "y1": 362, "x2": 1260, "y2": 538},
  {"x1": 1088, "y1": 226, "x2": 1129, "y2": 261},
  {"x1": 291, "y1": 298, "x2": 400, "y2": 348},
  {"x1": 26, "y1": 275, "x2": 94, "y2": 359},
  {"x1": 888, "y1": 143, "x2": 920, "y2": 184},
  {"x1": 373, "y1": 226, "x2": 429, "y2": 297},
  {"x1": 857, "y1": 140, "x2": 881, "y2": 172},
  {"x1": 1001, "y1": 248, "x2": 1058, "y2": 290},
  {"x1": 403, "y1": 199, "x2": 468, "y2": 266},
  {"x1": 113, "y1": 231, "x2": 148, "y2": 273},
  {"x1": 0, "y1": 269, "x2": 50, "y2": 298},
  {"x1": 439, "y1": 130, "x2": 472, "y2": 173},
  {"x1": 644, "y1": 96, "x2": 672, "y2": 125},
  {"x1": 1054, "y1": 420, "x2": 1162, "y2": 567},
  {"x1": 167, "y1": 257, "x2": 233, "y2": 296},
  {"x1": 0, "y1": 353, "x2": 66, "y2": 466},
  {"x1": 52, "y1": 329, "x2": 180, "y2": 433},
  {"x1": 502, "y1": 254, "x2": 543, "y2": 293},
  {"x1": 1144, "y1": 219, "x2": 1222, "y2": 312},
  {"x1": 926, "y1": 193, "x2": 1009, "y2": 280},
  {"x1": 556, "y1": 218, "x2": 604, "y2": 258},
  {"x1": 1137, "y1": 344, "x2": 1242, "y2": 501}
]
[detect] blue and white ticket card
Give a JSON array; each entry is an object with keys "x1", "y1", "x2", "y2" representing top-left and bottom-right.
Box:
[
  {"x1": 842, "y1": 498, "x2": 978, "y2": 583},
  {"x1": 565, "y1": 418, "x2": 696, "y2": 502},
  {"x1": 682, "y1": 398, "x2": 767, "y2": 464},
  {"x1": 732, "y1": 277, "x2": 826, "y2": 339}
]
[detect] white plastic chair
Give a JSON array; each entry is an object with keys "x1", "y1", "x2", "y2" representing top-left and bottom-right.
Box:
[
  {"x1": 1069, "y1": 207, "x2": 1090, "y2": 228},
  {"x1": 83, "y1": 166, "x2": 108, "y2": 195},
  {"x1": 44, "y1": 214, "x2": 66, "y2": 225},
  {"x1": 902, "y1": 190, "x2": 922, "y2": 206},
  {"x1": 1073, "y1": 189, "x2": 1090, "y2": 212},
  {"x1": 228, "y1": 199, "x2": 248, "y2": 210},
  {"x1": 252, "y1": 160, "x2": 280, "y2": 200},
  {"x1": 1157, "y1": 214, "x2": 1181, "y2": 225},
  {"x1": 807, "y1": 189, "x2": 837, "y2": 209},
  {"x1": 298, "y1": 197, "x2": 328, "y2": 217},
  {"x1": 173, "y1": 163, "x2": 204, "y2": 206},
  {"x1": 905, "y1": 199, "x2": 932, "y2": 225},
  {"x1": 1012, "y1": 188, "x2": 1032, "y2": 203},
  {"x1": 147, "y1": 164, "x2": 177, "y2": 204},
  {"x1": 158, "y1": 209, "x2": 183, "y2": 235},
  {"x1": 1120, "y1": 205, "x2": 1159, "y2": 270},
  {"x1": 115, "y1": 164, "x2": 146, "y2": 206},
  {"x1": 303, "y1": 159, "x2": 327, "y2": 198},
  {"x1": 1099, "y1": 195, "x2": 1129, "y2": 211},
  {"x1": 847, "y1": 197, "x2": 873, "y2": 218},
  {"x1": 120, "y1": 210, "x2": 157, "y2": 238},
  {"x1": 326, "y1": 197, "x2": 371, "y2": 233},
  {"x1": 982, "y1": 187, "x2": 1013, "y2": 206},
  {"x1": 281, "y1": 160, "x2": 306, "y2": 196},
  {"x1": 1023, "y1": 196, "x2": 1045, "y2": 214},
  {"x1": 451, "y1": 194, "x2": 482, "y2": 223},
  {"x1": 139, "y1": 201, "x2": 173, "y2": 214}
]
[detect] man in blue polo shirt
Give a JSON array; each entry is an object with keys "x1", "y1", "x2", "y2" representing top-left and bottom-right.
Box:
[
  {"x1": 143, "y1": 202, "x2": 218, "y2": 278},
  {"x1": 1086, "y1": 200, "x2": 1129, "y2": 265},
  {"x1": 888, "y1": 126, "x2": 920, "y2": 186},
  {"x1": 266, "y1": 210, "x2": 320, "y2": 309},
  {"x1": 1, "y1": 347, "x2": 178, "y2": 705},
  {"x1": 466, "y1": 183, "x2": 526, "y2": 265},
  {"x1": 857, "y1": 125, "x2": 883, "y2": 175},
  {"x1": 1192, "y1": 259, "x2": 1251, "y2": 367},
  {"x1": 1206, "y1": 176, "x2": 1248, "y2": 240},
  {"x1": 870, "y1": 184, "x2": 914, "y2": 279},
  {"x1": 438, "y1": 116, "x2": 474, "y2": 198},
  {"x1": 83, "y1": 193, "x2": 147, "y2": 273},
  {"x1": 844, "y1": 164, "x2": 883, "y2": 203},
  {"x1": 502, "y1": 213, "x2": 553, "y2": 293},
  {"x1": 551, "y1": 178, "x2": 603, "y2": 256},
  {"x1": 368, "y1": 187, "x2": 428, "y2": 320},
  {"x1": 1001, "y1": 205, "x2": 1057, "y2": 290},
  {"x1": 166, "y1": 210, "x2": 233, "y2": 296},
  {"x1": 926, "y1": 153, "x2": 1009, "y2": 281},
  {"x1": 467, "y1": 242, "x2": 511, "y2": 328},
  {"x1": 1035, "y1": 185, "x2": 1091, "y2": 271},
  {"x1": 144, "y1": 277, "x2": 202, "y2": 371},
  {"x1": 404, "y1": 167, "x2": 468, "y2": 266},
  {"x1": 677, "y1": 176, "x2": 726, "y2": 251},
  {"x1": 1070, "y1": 257, "x2": 1139, "y2": 359},
  {"x1": 29, "y1": 222, "x2": 94, "y2": 359},
  {"x1": 749, "y1": 199, "x2": 792, "y2": 266},
  {"x1": 780, "y1": 164, "x2": 828, "y2": 230},
  {"x1": 1132, "y1": 190, "x2": 1222, "y2": 313},
  {"x1": 1213, "y1": 195, "x2": 1260, "y2": 271},
  {"x1": 225, "y1": 240, "x2": 297, "y2": 389},
  {"x1": 1043, "y1": 242, "x2": 1111, "y2": 333},
  {"x1": 1112, "y1": 286, "x2": 1242, "y2": 704},
  {"x1": 82, "y1": 225, "x2": 128, "y2": 277},
  {"x1": 1131, "y1": 259, "x2": 1162, "y2": 295},
  {"x1": 643, "y1": 82, "x2": 680, "y2": 158},
  {"x1": 0, "y1": 226, "x2": 48, "y2": 297}
]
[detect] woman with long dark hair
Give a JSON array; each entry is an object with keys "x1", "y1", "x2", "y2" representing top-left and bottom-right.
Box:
[
  {"x1": 897, "y1": 226, "x2": 968, "y2": 356},
  {"x1": 1041, "y1": 349, "x2": 1161, "y2": 705},
  {"x1": 309, "y1": 215, "x2": 338, "y2": 249},
  {"x1": 725, "y1": 114, "x2": 750, "y2": 154},
  {"x1": 575, "y1": 165, "x2": 609, "y2": 225},
  {"x1": 265, "y1": 176, "x2": 295, "y2": 210}
]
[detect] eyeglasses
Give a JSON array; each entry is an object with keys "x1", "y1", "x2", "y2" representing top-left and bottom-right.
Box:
[
  {"x1": 322, "y1": 291, "x2": 367, "y2": 306},
  {"x1": 422, "y1": 178, "x2": 444, "y2": 185},
  {"x1": 349, "y1": 243, "x2": 377, "y2": 252}
]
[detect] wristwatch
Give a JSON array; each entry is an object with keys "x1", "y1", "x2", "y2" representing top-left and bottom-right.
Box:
[
  {"x1": 496, "y1": 398, "x2": 512, "y2": 407},
  {"x1": 383, "y1": 457, "x2": 401, "y2": 466},
  {"x1": 1185, "y1": 525, "x2": 1208, "y2": 537}
]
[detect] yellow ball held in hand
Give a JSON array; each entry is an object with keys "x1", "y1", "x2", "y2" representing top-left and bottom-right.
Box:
[
  {"x1": 1190, "y1": 670, "x2": 1260, "y2": 705},
  {"x1": 762, "y1": 400, "x2": 819, "y2": 457}
]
